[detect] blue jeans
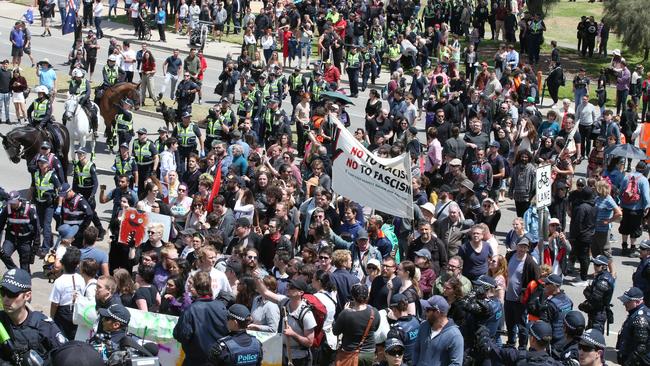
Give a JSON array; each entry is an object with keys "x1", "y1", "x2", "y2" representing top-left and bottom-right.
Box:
[
  {"x1": 616, "y1": 89, "x2": 629, "y2": 115},
  {"x1": 0, "y1": 92, "x2": 10, "y2": 121},
  {"x1": 574, "y1": 88, "x2": 587, "y2": 106},
  {"x1": 35, "y1": 203, "x2": 54, "y2": 251},
  {"x1": 59, "y1": 7, "x2": 66, "y2": 24},
  {"x1": 94, "y1": 16, "x2": 103, "y2": 38}
]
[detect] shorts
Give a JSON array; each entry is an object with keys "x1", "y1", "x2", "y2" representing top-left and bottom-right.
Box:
[
  {"x1": 87, "y1": 57, "x2": 97, "y2": 73},
  {"x1": 591, "y1": 230, "x2": 612, "y2": 258},
  {"x1": 11, "y1": 92, "x2": 25, "y2": 103},
  {"x1": 23, "y1": 46, "x2": 31, "y2": 55},
  {"x1": 619, "y1": 207, "x2": 644, "y2": 238},
  {"x1": 11, "y1": 46, "x2": 23, "y2": 58}
]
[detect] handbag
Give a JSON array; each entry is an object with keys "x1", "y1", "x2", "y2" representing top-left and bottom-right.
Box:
[
  {"x1": 22, "y1": 89, "x2": 30, "y2": 99},
  {"x1": 334, "y1": 309, "x2": 375, "y2": 366},
  {"x1": 213, "y1": 81, "x2": 224, "y2": 95}
]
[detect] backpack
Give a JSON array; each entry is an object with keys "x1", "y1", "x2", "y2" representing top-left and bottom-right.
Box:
[
  {"x1": 621, "y1": 176, "x2": 641, "y2": 205},
  {"x1": 284, "y1": 295, "x2": 328, "y2": 348},
  {"x1": 381, "y1": 84, "x2": 389, "y2": 100}
]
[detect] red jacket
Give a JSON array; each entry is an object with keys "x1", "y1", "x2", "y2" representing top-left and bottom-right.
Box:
[{"x1": 324, "y1": 66, "x2": 341, "y2": 84}]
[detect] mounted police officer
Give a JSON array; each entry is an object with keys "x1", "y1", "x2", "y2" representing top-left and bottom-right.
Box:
[
  {"x1": 31, "y1": 155, "x2": 62, "y2": 257},
  {"x1": 288, "y1": 67, "x2": 307, "y2": 113},
  {"x1": 386, "y1": 293, "x2": 419, "y2": 365},
  {"x1": 479, "y1": 320, "x2": 562, "y2": 365},
  {"x1": 209, "y1": 304, "x2": 263, "y2": 366},
  {"x1": 578, "y1": 255, "x2": 614, "y2": 333},
  {"x1": 0, "y1": 268, "x2": 67, "y2": 363},
  {"x1": 634, "y1": 240, "x2": 650, "y2": 304},
  {"x1": 540, "y1": 274, "x2": 573, "y2": 347},
  {"x1": 114, "y1": 99, "x2": 135, "y2": 147},
  {"x1": 72, "y1": 148, "x2": 105, "y2": 240},
  {"x1": 551, "y1": 310, "x2": 585, "y2": 365},
  {"x1": 95, "y1": 54, "x2": 122, "y2": 103},
  {"x1": 28, "y1": 141, "x2": 66, "y2": 186},
  {"x1": 67, "y1": 68, "x2": 98, "y2": 136},
  {"x1": 132, "y1": 128, "x2": 159, "y2": 193},
  {"x1": 113, "y1": 143, "x2": 138, "y2": 188},
  {"x1": 0, "y1": 192, "x2": 39, "y2": 273},
  {"x1": 57, "y1": 183, "x2": 93, "y2": 247},
  {"x1": 616, "y1": 287, "x2": 650, "y2": 366},
  {"x1": 345, "y1": 45, "x2": 362, "y2": 98},
  {"x1": 173, "y1": 111, "x2": 204, "y2": 174},
  {"x1": 27, "y1": 85, "x2": 62, "y2": 152}
]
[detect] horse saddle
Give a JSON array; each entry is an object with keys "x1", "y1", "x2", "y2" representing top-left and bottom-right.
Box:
[{"x1": 42, "y1": 125, "x2": 65, "y2": 156}]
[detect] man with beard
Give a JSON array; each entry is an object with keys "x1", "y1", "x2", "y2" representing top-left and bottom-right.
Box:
[
  {"x1": 224, "y1": 217, "x2": 261, "y2": 255},
  {"x1": 466, "y1": 148, "x2": 493, "y2": 199},
  {"x1": 463, "y1": 117, "x2": 490, "y2": 164},
  {"x1": 413, "y1": 295, "x2": 464, "y2": 364}
]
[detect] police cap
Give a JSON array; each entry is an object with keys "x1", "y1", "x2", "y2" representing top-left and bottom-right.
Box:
[
  {"x1": 98, "y1": 303, "x2": 131, "y2": 325},
  {"x1": 0, "y1": 269, "x2": 31, "y2": 293},
  {"x1": 228, "y1": 304, "x2": 251, "y2": 321}
]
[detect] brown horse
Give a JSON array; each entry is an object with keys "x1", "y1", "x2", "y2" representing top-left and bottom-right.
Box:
[
  {"x1": 0, "y1": 124, "x2": 70, "y2": 173},
  {"x1": 97, "y1": 82, "x2": 141, "y2": 150}
]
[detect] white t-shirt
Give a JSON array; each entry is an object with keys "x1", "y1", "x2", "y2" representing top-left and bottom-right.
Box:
[
  {"x1": 121, "y1": 49, "x2": 136, "y2": 72},
  {"x1": 279, "y1": 296, "x2": 317, "y2": 359},
  {"x1": 84, "y1": 278, "x2": 98, "y2": 299},
  {"x1": 130, "y1": 2, "x2": 139, "y2": 18},
  {"x1": 93, "y1": 2, "x2": 103, "y2": 17},
  {"x1": 178, "y1": 3, "x2": 188, "y2": 18},
  {"x1": 314, "y1": 291, "x2": 337, "y2": 347},
  {"x1": 187, "y1": 268, "x2": 232, "y2": 299},
  {"x1": 49, "y1": 273, "x2": 84, "y2": 306}
]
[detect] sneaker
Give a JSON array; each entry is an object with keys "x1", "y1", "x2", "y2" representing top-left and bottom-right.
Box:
[
  {"x1": 630, "y1": 250, "x2": 640, "y2": 258},
  {"x1": 572, "y1": 280, "x2": 589, "y2": 287}
]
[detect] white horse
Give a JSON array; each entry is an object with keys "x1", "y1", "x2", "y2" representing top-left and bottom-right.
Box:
[{"x1": 63, "y1": 95, "x2": 97, "y2": 162}]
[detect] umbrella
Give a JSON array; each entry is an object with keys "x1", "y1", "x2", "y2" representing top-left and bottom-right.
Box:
[
  {"x1": 321, "y1": 91, "x2": 355, "y2": 105},
  {"x1": 605, "y1": 143, "x2": 649, "y2": 160}
]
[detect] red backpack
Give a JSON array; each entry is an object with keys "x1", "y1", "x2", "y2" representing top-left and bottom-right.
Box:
[
  {"x1": 296, "y1": 294, "x2": 328, "y2": 348},
  {"x1": 622, "y1": 176, "x2": 641, "y2": 205}
]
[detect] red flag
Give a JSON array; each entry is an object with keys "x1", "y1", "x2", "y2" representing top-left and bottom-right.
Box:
[{"x1": 206, "y1": 162, "x2": 223, "y2": 213}]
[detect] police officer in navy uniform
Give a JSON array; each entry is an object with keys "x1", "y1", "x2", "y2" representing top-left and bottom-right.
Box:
[
  {"x1": 72, "y1": 148, "x2": 105, "y2": 240},
  {"x1": 218, "y1": 98, "x2": 237, "y2": 130},
  {"x1": 28, "y1": 142, "x2": 66, "y2": 186},
  {"x1": 551, "y1": 310, "x2": 585, "y2": 365},
  {"x1": 209, "y1": 304, "x2": 263, "y2": 366},
  {"x1": 616, "y1": 287, "x2": 650, "y2": 365},
  {"x1": 31, "y1": 155, "x2": 62, "y2": 257},
  {"x1": 578, "y1": 255, "x2": 614, "y2": 333},
  {"x1": 633, "y1": 240, "x2": 650, "y2": 305},
  {"x1": 464, "y1": 274, "x2": 502, "y2": 365},
  {"x1": 0, "y1": 192, "x2": 40, "y2": 273},
  {"x1": 58, "y1": 183, "x2": 93, "y2": 247},
  {"x1": 386, "y1": 293, "x2": 419, "y2": 365},
  {"x1": 259, "y1": 98, "x2": 290, "y2": 147},
  {"x1": 132, "y1": 128, "x2": 159, "y2": 193},
  {"x1": 0, "y1": 268, "x2": 67, "y2": 363},
  {"x1": 113, "y1": 99, "x2": 135, "y2": 147},
  {"x1": 479, "y1": 320, "x2": 560, "y2": 365},
  {"x1": 66, "y1": 69, "x2": 98, "y2": 134},
  {"x1": 540, "y1": 274, "x2": 573, "y2": 347},
  {"x1": 113, "y1": 143, "x2": 138, "y2": 189},
  {"x1": 579, "y1": 329, "x2": 606, "y2": 366},
  {"x1": 173, "y1": 111, "x2": 204, "y2": 174}
]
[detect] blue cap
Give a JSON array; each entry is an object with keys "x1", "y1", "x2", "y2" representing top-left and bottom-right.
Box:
[
  {"x1": 389, "y1": 293, "x2": 408, "y2": 307},
  {"x1": 563, "y1": 310, "x2": 585, "y2": 331},
  {"x1": 591, "y1": 255, "x2": 609, "y2": 266},
  {"x1": 228, "y1": 304, "x2": 251, "y2": 321},
  {"x1": 580, "y1": 329, "x2": 606, "y2": 349},
  {"x1": 59, "y1": 183, "x2": 71, "y2": 197},
  {"x1": 384, "y1": 337, "x2": 405, "y2": 352},
  {"x1": 137, "y1": 128, "x2": 147, "y2": 134},
  {"x1": 618, "y1": 287, "x2": 644, "y2": 303},
  {"x1": 0, "y1": 269, "x2": 31, "y2": 293},
  {"x1": 544, "y1": 274, "x2": 563, "y2": 287},
  {"x1": 98, "y1": 304, "x2": 131, "y2": 324},
  {"x1": 473, "y1": 275, "x2": 497, "y2": 288},
  {"x1": 420, "y1": 295, "x2": 450, "y2": 314},
  {"x1": 529, "y1": 321, "x2": 552, "y2": 341}
]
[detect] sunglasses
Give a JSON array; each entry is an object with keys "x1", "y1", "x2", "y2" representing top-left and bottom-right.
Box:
[
  {"x1": 147, "y1": 230, "x2": 156, "y2": 234},
  {"x1": 578, "y1": 344, "x2": 596, "y2": 352},
  {"x1": 386, "y1": 350, "x2": 404, "y2": 357},
  {"x1": 0, "y1": 289, "x2": 21, "y2": 298},
  {"x1": 319, "y1": 256, "x2": 330, "y2": 260}
]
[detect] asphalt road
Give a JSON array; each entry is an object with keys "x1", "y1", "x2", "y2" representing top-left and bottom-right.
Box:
[{"x1": 0, "y1": 15, "x2": 638, "y2": 365}]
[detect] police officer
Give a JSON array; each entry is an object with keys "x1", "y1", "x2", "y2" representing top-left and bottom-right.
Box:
[
  {"x1": 540, "y1": 274, "x2": 573, "y2": 347},
  {"x1": 72, "y1": 148, "x2": 105, "y2": 240},
  {"x1": 480, "y1": 320, "x2": 559, "y2": 365},
  {"x1": 27, "y1": 85, "x2": 54, "y2": 131},
  {"x1": 387, "y1": 38, "x2": 401, "y2": 73},
  {"x1": 361, "y1": 44, "x2": 379, "y2": 91},
  {"x1": 246, "y1": 79, "x2": 262, "y2": 119},
  {"x1": 634, "y1": 240, "x2": 650, "y2": 304},
  {"x1": 552, "y1": 310, "x2": 585, "y2": 365},
  {"x1": 209, "y1": 304, "x2": 263, "y2": 366},
  {"x1": 578, "y1": 255, "x2": 614, "y2": 333},
  {"x1": 269, "y1": 66, "x2": 287, "y2": 101},
  {"x1": 132, "y1": 128, "x2": 159, "y2": 192},
  {"x1": 218, "y1": 98, "x2": 237, "y2": 132},
  {"x1": 67, "y1": 68, "x2": 98, "y2": 135},
  {"x1": 113, "y1": 143, "x2": 138, "y2": 188},
  {"x1": 31, "y1": 156, "x2": 61, "y2": 256},
  {"x1": 256, "y1": 73, "x2": 272, "y2": 106},
  {"x1": 175, "y1": 71, "x2": 200, "y2": 116},
  {"x1": 114, "y1": 99, "x2": 135, "y2": 147},
  {"x1": 616, "y1": 287, "x2": 650, "y2": 365},
  {"x1": 0, "y1": 268, "x2": 67, "y2": 363},
  {"x1": 0, "y1": 192, "x2": 39, "y2": 272},
  {"x1": 237, "y1": 87, "x2": 254, "y2": 126},
  {"x1": 288, "y1": 67, "x2": 307, "y2": 112},
  {"x1": 579, "y1": 329, "x2": 606, "y2": 366},
  {"x1": 58, "y1": 183, "x2": 93, "y2": 247},
  {"x1": 98, "y1": 55, "x2": 121, "y2": 98},
  {"x1": 308, "y1": 71, "x2": 327, "y2": 110},
  {"x1": 463, "y1": 275, "x2": 502, "y2": 365},
  {"x1": 386, "y1": 293, "x2": 419, "y2": 364},
  {"x1": 28, "y1": 141, "x2": 66, "y2": 186},
  {"x1": 155, "y1": 127, "x2": 170, "y2": 155},
  {"x1": 345, "y1": 45, "x2": 362, "y2": 98},
  {"x1": 259, "y1": 98, "x2": 290, "y2": 146},
  {"x1": 527, "y1": 13, "x2": 546, "y2": 65},
  {"x1": 202, "y1": 105, "x2": 229, "y2": 155},
  {"x1": 173, "y1": 111, "x2": 204, "y2": 173}
]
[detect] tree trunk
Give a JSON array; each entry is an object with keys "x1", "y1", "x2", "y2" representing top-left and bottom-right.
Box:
[
  {"x1": 644, "y1": 47, "x2": 649, "y2": 61},
  {"x1": 527, "y1": 0, "x2": 543, "y2": 16}
]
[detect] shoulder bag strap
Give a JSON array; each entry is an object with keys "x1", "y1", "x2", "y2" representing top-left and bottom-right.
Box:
[{"x1": 356, "y1": 309, "x2": 375, "y2": 351}]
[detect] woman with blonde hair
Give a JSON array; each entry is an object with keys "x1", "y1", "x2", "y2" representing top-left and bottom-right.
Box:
[
  {"x1": 593, "y1": 180, "x2": 621, "y2": 273},
  {"x1": 488, "y1": 255, "x2": 508, "y2": 304}
]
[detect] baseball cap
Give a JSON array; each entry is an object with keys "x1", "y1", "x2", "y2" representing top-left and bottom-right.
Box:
[
  {"x1": 59, "y1": 183, "x2": 71, "y2": 197},
  {"x1": 119, "y1": 142, "x2": 129, "y2": 149},
  {"x1": 356, "y1": 228, "x2": 369, "y2": 240},
  {"x1": 618, "y1": 287, "x2": 644, "y2": 303},
  {"x1": 389, "y1": 293, "x2": 408, "y2": 307},
  {"x1": 7, "y1": 191, "x2": 20, "y2": 205},
  {"x1": 50, "y1": 341, "x2": 104, "y2": 366},
  {"x1": 0, "y1": 269, "x2": 31, "y2": 293},
  {"x1": 414, "y1": 248, "x2": 432, "y2": 260},
  {"x1": 563, "y1": 310, "x2": 585, "y2": 332},
  {"x1": 158, "y1": 126, "x2": 168, "y2": 133},
  {"x1": 366, "y1": 258, "x2": 381, "y2": 270},
  {"x1": 182, "y1": 111, "x2": 192, "y2": 118},
  {"x1": 449, "y1": 158, "x2": 462, "y2": 166},
  {"x1": 549, "y1": 218, "x2": 561, "y2": 226},
  {"x1": 236, "y1": 217, "x2": 251, "y2": 227},
  {"x1": 75, "y1": 148, "x2": 87, "y2": 155},
  {"x1": 517, "y1": 236, "x2": 531, "y2": 247},
  {"x1": 420, "y1": 295, "x2": 450, "y2": 314},
  {"x1": 640, "y1": 240, "x2": 650, "y2": 250},
  {"x1": 137, "y1": 128, "x2": 147, "y2": 135},
  {"x1": 529, "y1": 321, "x2": 552, "y2": 341},
  {"x1": 98, "y1": 304, "x2": 131, "y2": 324},
  {"x1": 41, "y1": 141, "x2": 51, "y2": 149},
  {"x1": 473, "y1": 275, "x2": 497, "y2": 288},
  {"x1": 408, "y1": 126, "x2": 418, "y2": 135},
  {"x1": 288, "y1": 279, "x2": 308, "y2": 292},
  {"x1": 490, "y1": 141, "x2": 500, "y2": 148},
  {"x1": 576, "y1": 177, "x2": 586, "y2": 187}
]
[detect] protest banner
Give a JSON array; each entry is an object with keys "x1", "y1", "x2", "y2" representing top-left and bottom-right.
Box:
[
  {"x1": 330, "y1": 116, "x2": 413, "y2": 219},
  {"x1": 73, "y1": 298, "x2": 283, "y2": 366}
]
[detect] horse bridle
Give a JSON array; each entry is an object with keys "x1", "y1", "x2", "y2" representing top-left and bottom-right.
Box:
[{"x1": 5, "y1": 135, "x2": 39, "y2": 160}]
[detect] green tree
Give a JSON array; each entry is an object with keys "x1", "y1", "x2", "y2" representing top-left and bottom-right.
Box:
[
  {"x1": 603, "y1": 0, "x2": 650, "y2": 60},
  {"x1": 526, "y1": 0, "x2": 560, "y2": 17}
]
